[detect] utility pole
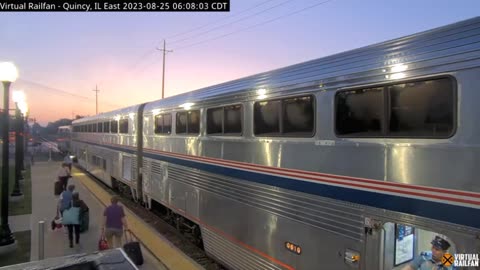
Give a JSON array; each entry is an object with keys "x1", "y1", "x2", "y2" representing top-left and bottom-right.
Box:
[
  {"x1": 156, "y1": 40, "x2": 173, "y2": 99},
  {"x1": 93, "y1": 85, "x2": 99, "y2": 114}
]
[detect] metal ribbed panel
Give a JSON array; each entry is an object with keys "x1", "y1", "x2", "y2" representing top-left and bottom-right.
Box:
[
  {"x1": 168, "y1": 166, "x2": 363, "y2": 241},
  {"x1": 151, "y1": 161, "x2": 163, "y2": 176},
  {"x1": 132, "y1": 159, "x2": 137, "y2": 180},
  {"x1": 202, "y1": 227, "x2": 284, "y2": 270}
]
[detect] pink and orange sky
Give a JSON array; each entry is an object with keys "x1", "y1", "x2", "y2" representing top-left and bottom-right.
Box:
[{"x1": 1, "y1": 0, "x2": 479, "y2": 125}]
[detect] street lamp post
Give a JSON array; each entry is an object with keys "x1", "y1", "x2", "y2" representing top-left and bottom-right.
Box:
[
  {"x1": 18, "y1": 101, "x2": 27, "y2": 174},
  {"x1": 10, "y1": 91, "x2": 25, "y2": 199},
  {"x1": 23, "y1": 112, "x2": 29, "y2": 167},
  {"x1": 0, "y1": 62, "x2": 18, "y2": 249}
]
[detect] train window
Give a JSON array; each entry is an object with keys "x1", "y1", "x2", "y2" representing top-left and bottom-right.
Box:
[
  {"x1": 103, "y1": 122, "x2": 110, "y2": 133},
  {"x1": 119, "y1": 119, "x2": 128, "y2": 134},
  {"x1": 207, "y1": 105, "x2": 242, "y2": 135},
  {"x1": 255, "y1": 96, "x2": 313, "y2": 137},
  {"x1": 224, "y1": 105, "x2": 242, "y2": 134},
  {"x1": 254, "y1": 100, "x2": 281, "y2": 135},
  {"x1": 187, "y1": 110, "x2": 200, "y2": 134},
  {"x1": 154, "y1": 113, "x2": 172, "y2": 135},
  {"x1": 176, "y1": 110, "x2": 200, "y2": 135},
  {"x1": 176, "y1": 112, "x2": 187, "y2": 134},
  {"x1": 163, "y1": 114, "x2": 172, "y2": 134},
  {"x1": 97, "y1": 122, "x2": 103, "y2": 133},
  {"x1": 335, "y1": 77, "x2": 455, "y2": 138},
  {"x1": 207, "y1": 107, "x2": 223, "y2": 134},
  {"x1": 154, "y1": 114, "x2": 163, "y2": 134},
  {"x1": 335, "y1": 87, "x2": 384, "y2": 136},
  {"x1": 388, "y1": 78, "x2": 454, "y2": 137},
  {"x1": 110, "y1": 120, "x2": 118, "y2": 133},
  {"x1": 283, "y1": 96, "x2": 314, "y2": 135}
]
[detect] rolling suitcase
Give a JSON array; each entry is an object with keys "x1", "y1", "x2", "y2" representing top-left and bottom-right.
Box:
[
  {"x1": 79, "y1": 209, "x2": 89, "y2": 233},
  {"x1": 54, "y1": 180, "x2": 62, "y2": 196},
  {"x1": 123, "y1": 230, "x2": 143, "y2": 265}
]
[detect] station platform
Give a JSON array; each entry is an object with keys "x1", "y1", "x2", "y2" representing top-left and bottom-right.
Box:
[{"x1": 24, "y1": 161, "x2": 203, "y2": 270}]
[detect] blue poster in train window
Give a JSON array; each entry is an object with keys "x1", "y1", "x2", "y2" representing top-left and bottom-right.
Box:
[{"x1": 394, "y1": 224, "x2": 414, "y2": 266}]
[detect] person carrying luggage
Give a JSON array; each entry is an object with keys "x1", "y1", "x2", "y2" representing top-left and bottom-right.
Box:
[
  {"x1": 59, "y1": 184, "x2": 75, "y2": 215},
  {"x1": 102, "y1": 196, "x2": 128, "y2": 248},
  {"x1": 64, "y1": 153, "x2": 73, "y2": 171},
  {"x1": 57, "y1": 163, "x2": 71, "y2": 191},
  {"x1": 62, "y1": 192, "x2": 82, "y2": 248}
]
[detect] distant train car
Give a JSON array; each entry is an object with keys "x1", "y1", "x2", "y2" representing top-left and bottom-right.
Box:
[
  {"x1": 57, "y1": 125, "x2": 72, "y2": 153},
  {"x1": 72, "y1": 17, "x2": 480, "y2": 270}
]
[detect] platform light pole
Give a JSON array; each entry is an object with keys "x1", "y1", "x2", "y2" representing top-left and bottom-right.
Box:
[
  {"x1": 10, "y1": 91, "x2": 25, "y2": 199},
  {"x1": 0, "y1": 62, "x2": 18, "y2": 249}
]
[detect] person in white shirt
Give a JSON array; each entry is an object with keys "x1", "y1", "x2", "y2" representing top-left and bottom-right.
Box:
[
  {"x1": 57, "y1": 163, "x2": 71, "y2": 191},
  {"x1": 64, "y1": 153, "x2": 73, "y2": 171}
]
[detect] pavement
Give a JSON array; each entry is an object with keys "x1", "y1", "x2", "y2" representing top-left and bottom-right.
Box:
[
  {"x1": 4, "y1": 145, "x2": 204, "y2": 270},
  {"x1": 24, "y1": 161, "x2": 166, "y2": 270}
]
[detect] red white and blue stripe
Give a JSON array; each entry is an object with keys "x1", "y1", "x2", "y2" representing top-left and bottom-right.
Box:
[{"x1": 75, "y1": 139, "x2": 480, "y2": 229}]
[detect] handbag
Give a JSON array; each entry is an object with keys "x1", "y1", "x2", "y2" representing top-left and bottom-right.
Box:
[
  {"x1": 51, "y1": 216, "x2": 63, "y2": 230},
  {"x1": 51, "y1": 206, "x2": 63, "y2": 230},
  {"x1": 98, "y1": 233, "x2": 109, "y2": 251},
  {"x1": 62, "y1": 201, "x2": 80, "y2": 225}
]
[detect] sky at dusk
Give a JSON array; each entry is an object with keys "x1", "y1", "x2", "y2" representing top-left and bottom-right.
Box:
[{"x1": 1, "y1": 0, "x2": 479, "y2": 125}]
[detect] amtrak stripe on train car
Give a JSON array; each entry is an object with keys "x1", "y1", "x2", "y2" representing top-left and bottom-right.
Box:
[{"x1": 74, "y1": 139, "x2": 480, "y2": 228}]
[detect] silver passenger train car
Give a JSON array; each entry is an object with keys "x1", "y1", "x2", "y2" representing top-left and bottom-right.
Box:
[{"x1": 72, "y1": 17, "x2": 480, "y2": 270}]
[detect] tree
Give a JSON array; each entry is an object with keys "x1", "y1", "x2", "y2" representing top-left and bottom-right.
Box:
[{"x1": 45, "y1": 118, "x2": 72, "y2": 134}]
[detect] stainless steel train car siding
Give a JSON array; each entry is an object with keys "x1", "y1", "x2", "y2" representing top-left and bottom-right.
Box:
[{"x1": 72, "y1": 17, "x2": 480, "y2": 270}]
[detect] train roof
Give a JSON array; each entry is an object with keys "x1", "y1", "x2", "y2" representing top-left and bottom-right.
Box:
[
  {"x1": 73, "y1": 104, "x2": 142, "y2": 124},
  {"x1": 75, "y1": 16, "x2": 480, "y2": 121},
  {"x1": 144, "y1": 16, "x2": 480, "y2": 111}
]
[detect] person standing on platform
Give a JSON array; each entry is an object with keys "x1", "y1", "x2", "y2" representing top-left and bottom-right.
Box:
[
  {"x1": 62, "y1": 192, "x2": 83, "y2": 248},
  {"x1": 64, "y1": 152, "x2": 73, "y2": 171},
  {"x1": 64, "y1": 192, "x2": 89, "y2": 247},
  {"x1": 59, "y1": 184, "x2": 75, "y2": 215},
  {"x1": 57, "y1": 163, "x2": 71, "y2": 191},
  {"x1": 102, "y1": 196, "x2": 128, "y2": 248}
]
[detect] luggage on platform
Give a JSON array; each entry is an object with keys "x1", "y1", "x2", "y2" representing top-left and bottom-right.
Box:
[
  {"x1": 80, "y1": 209, "x2": 89, "y2": 233},
  {"x1": 123, "y1": 230, "x2": 144, "y2": 266},
  {"x1": 54, "y1": 180, "x2": 63, "y2": 196},
  {"x1": 98, "y1": 233, "x2": 109, "y2": 251}
]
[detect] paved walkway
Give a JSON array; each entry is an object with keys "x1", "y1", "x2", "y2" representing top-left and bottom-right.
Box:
[
  {"x1": 8, "y1": 215, "x2": 30, "y2": 232},
  {"x1": 28, "y1": 161, "x2": 165, "y2": 270}
]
